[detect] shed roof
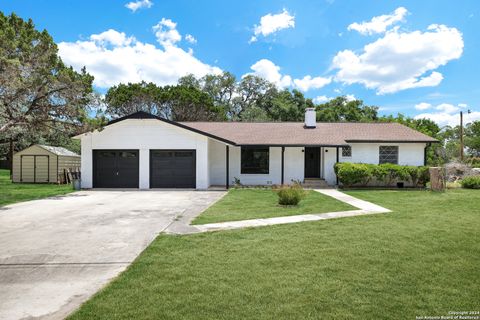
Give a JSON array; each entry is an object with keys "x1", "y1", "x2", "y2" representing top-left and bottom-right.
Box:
[{"x1": 37, "y1": 145, "x2": 79, "y2": 157}]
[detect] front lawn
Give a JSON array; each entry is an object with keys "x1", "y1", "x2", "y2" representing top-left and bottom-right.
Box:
[
  {"x1": 0, "y1": 169, "x2": 73, "y2": 206},
  {"x1": 192, "y1": 188, "x2": 356, "y2": 224},
  {"x1": 69, "y1": 189, "x2": 480, "y2": 320}
]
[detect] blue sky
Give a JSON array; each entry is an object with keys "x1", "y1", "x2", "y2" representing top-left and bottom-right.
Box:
[{"x1": 2, "y1": 0, "x2": 480, "y2": 126}]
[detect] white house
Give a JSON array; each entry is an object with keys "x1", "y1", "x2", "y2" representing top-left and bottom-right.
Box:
[{"x1": 74, "y1": 109, "x2": 437, "y2": 189}]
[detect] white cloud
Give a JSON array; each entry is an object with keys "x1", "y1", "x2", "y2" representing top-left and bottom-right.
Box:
[
  {"x1": 246, "y1": 59, "x2": 292, "y2": 87},
  {"x1": 185, "y1": 34, "x2": 197, "y2": 44},
  {"x1": 415, "y1": 103, "x2": 480, "y2": 126},
  {"x1": 58, "y1": 26, "x2": 220, "y2": 89},
  {"x1": 125, "y1": 0, "x2": 153, "y2": 12},
  {"x1": 293, "y1": 76, "x2": 332, "y2": 91},
  {"x1": 250, "y1": 9, "x2": 295, "y2": 43},
  {"x1": 345, "y1": 94, "x2": 356, "y2": 102},
  {"x1": 313, "y1": 95, "x2": 332, "y2": 104},
  {"x1": 90, "y1": 29, "x2": 135, "y2": 47},
  {"x1": 153, "y1": 18, "x2": 182, "y2": 46},
  {"x1": 414, "y1": 102, "x2": 432, "y2": 110},
  {"x1": 436, "y1": 103, "x2": 460, "y2": 113},
  {"x1": 244, "y1": 59, "x2": 330, "y2": 91},
  {"x1": 333, "y1": 24, "x2": 463, "y2": 94},
  {"x1": 348, "y1": 7, "x2": 408, "y2": 35}
]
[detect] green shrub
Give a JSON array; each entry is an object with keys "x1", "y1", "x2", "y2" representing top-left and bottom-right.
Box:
[
  {"x1": 466, "y1": 157, "x2": 480, "y2": 168},
  {"x1": 417, "y1": 166, "x2": 430, "y2": 187},
  {"x1": 460, "y1": 176, "x2": 480, "y2": 189},
  {"x1": 335, "y1": 163, "x2": 430, "y2": 187},
  {"x1": 334, "y1": 163, "x2": 372, "y2": 187},
  {"x1": 276, "y1": 184, "x2": 307, "y2": 205}
]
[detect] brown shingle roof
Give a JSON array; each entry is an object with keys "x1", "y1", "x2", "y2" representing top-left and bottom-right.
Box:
[{"x1": 179, "y1": 122, "x2": 438, "y2": 146}]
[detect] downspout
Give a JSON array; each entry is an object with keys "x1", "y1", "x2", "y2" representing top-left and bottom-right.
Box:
[
  {"x1": 336, "y1": 147, "x2": 339, "y2": 185},
  {"x1": 424, "y1": 143, "x2": 430, "y2": 166},
  {"x1": 281, "y1": 146, "x2": 285, "y2": 185},
  {"x1": 225, "y1": 145, "x2": 229, "y2": 189}
]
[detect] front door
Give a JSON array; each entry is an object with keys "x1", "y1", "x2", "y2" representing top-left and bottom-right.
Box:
[{"x1": 304, "y1": 147, "x2": 320, "y2": 178}]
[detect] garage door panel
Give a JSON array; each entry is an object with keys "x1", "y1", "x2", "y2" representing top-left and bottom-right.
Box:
[
  {"x1": 150, "y1": 150, "x2": 195, "y2": 188},
  {"x1": 93, "y1": 150, "x2": 139, "y2": 188}
]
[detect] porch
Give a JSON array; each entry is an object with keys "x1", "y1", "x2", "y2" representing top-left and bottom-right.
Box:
[{"x1": 207, "y1": 139, "x2": 344, "y2": 188}]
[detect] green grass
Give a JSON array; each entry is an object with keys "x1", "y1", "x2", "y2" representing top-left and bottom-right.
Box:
[
  {"x1": 0, "y1": 169, "x2": 73, "y2": 206},
  {"x1": 192, "y1": 188, "x2": 356, "y2": 224},
  {"x1": 69, "y1": 189, "x2": 480, "y2": 320}
]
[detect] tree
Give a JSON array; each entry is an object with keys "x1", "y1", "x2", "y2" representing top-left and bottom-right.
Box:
[
  {"x1": 232, "y1": 75, "x2": 274, "y2": 120},
  {"x1": 179, "y1": 72, "x2": 236, "y2": 118},
  {"x1": 259, "y1": 89, "x2": 313, "y2": 122},
  {"x1": 465, "y1": 121, "x2": 480, "y2": 156},
  {"x1": 105, "y1": 81, "x2": 162, "y2": 117},
  {"x1": 0, "y1": 12, "x2": 95, "y2": 138},
  {"x1": 105, "y1": 82, "x2": 225, "y2": 121},
  {"x1": 315, "y1": 97, "x2": 379, "y2": 122},
  {"x1": 158, "y1": 85, "x2": 224, "y2": 121}
]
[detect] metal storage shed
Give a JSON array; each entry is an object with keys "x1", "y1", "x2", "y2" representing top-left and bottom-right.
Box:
[{"x1": 12, "y1": 145, "x2": 80, "y2": 183}]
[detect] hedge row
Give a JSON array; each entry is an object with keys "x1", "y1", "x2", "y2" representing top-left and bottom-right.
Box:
[
  {"x1": 334, "y1": 163, "x2": 430, "y2": 188},
  {"x1": 460, "y1": 176, "x2": 480, "y2": 189}
]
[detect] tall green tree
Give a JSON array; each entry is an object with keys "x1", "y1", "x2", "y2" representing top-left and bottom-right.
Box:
[
  {"x1": 0, "y1": 12, "x2": 95, "y2": 138},
  {"x1": 179, "y1": 72, "x2": 236, "y2": 118},
  {"x1": 105, "y1": 81, "x2": 162, "y2": 117},
  {"x1": 465, "y1": 121, "x2": 480, "y2": 156},
  {"x1": 105, "y1": 82, "x2": 225, "y2": 121},
  {"x1": 315, "y1": 97, "x2": 379, "y2": 122}
]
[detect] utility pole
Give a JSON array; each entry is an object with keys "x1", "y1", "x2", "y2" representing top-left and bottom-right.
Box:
[
  {"x1": 460, "y1": 109, "x2": 472, "y2": 162},
  {"x1": 460, "y1": 111, "x2": 464, "y2": 161}
]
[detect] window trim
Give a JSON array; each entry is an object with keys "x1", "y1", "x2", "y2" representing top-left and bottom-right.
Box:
[
  {"x1": 240, "y1": 146, "x2": 270, "y2": 174},
  {"x1": 379, "y1": 146, "x2": 399, "y2": 164},
  {"x1": 342, "y1": 146, "x2": 352, "y2": 157}
]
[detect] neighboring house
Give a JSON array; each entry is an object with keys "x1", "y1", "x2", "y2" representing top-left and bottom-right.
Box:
[
  {"x1": 74, "y1": 109, "x2": 437, "y2": 189},
  {"x1": 12, "y1": 145, "x2": 81, "y2": 183}
]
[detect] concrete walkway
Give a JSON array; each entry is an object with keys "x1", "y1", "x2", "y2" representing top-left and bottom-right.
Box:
[{"x1": 182, "y1": 189, "x2": 391, "y2": 234}]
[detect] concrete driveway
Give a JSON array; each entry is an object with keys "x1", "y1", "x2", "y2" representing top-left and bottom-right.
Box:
[{"x1": 0, "y1": 190, "x2": 225, "y2": 320}]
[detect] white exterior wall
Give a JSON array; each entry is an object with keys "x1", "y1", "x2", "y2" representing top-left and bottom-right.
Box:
[
  {"x1": 208, "y1": 140, "x2": 304, "y2": 186},
  {"x1": 339, "y1": 143, "x2": 426, "y2": 166},
  {"x1": 323, "y1": 148, "x2": 338, "y2": 185},
  {"x1": 208, "y1": 139, "x2": 227, "y2": 186},
  {"x1": 79, "y1": 119, "x2": 210, "y2": 189},
  {"x1": 284, "y1": 147, "x2": 304, "y2": 184},
  {"x1": 321, "y1": 143, "x2": 427, "y2": 186}
]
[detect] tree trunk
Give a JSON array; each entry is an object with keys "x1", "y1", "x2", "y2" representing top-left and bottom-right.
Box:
[
  {"x1": 429, "y1": 167, "x2": 445, "y2": 191},
  {"x1": 9, "y1": 139, "x2": 14, "y2": 179}
]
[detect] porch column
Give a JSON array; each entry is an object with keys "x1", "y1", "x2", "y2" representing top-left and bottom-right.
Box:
[
  {"x1": 281, "y1": 146, "x2": 285, "y2": 185},
  {"x1": 225, "y1": 145, "x2": 229, "y2": 189},
  {"x1": 336, "y1": 147, "x2": 339, "y2": 185}
]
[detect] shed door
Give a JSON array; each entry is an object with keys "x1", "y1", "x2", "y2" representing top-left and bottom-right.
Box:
[
  {"x1": 20, "y1": 155, "x2": 49, "y2": 183},
  {"x1": 150, "y1": 150, "x2": 196, "y2": 188},
  {"x1": 35, "y1": 156, "x2": 49, "y2": 182},
  {"x1": 21, "y1": 156, "x2": 34, "y2": 182},
  {"x1": 93, "y1": 150, "x2": 139, "y2": 188}
]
